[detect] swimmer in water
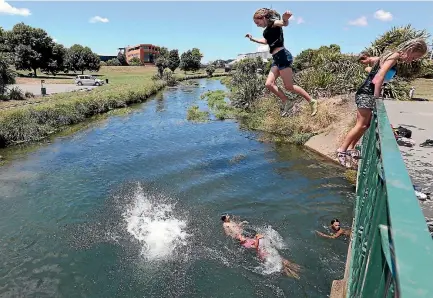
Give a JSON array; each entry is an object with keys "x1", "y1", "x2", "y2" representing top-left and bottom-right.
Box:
[
  {"x1": 316, "y1": 218, "x2": 352, "y2": 239},
  {"x1": 221, "y1": 214, "x2": 248, "y2": 240},
  {"x1": 238, "y1": 234, "x2": 301, "y2": 279}
]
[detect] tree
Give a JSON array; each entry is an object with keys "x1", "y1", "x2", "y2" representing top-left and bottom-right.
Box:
[
  {"x1": 155, "y1": 47, "x2": 170, "y2": 77},
  {"x1": 6, "y1": 22, "x2": 56, "y2": 77},
  {"x1": 158, "y1": 47, "x2": 169, "y2": 59},
  {"x1": 65, "y1": 44, "x2": 101, "y2": 74},
  {"x1": 167, "y1": 49, "x2": 180, "y2": 72},
  {"x1": 117, "y1": 51, "x2": 127, "y2": 66},
  {"x1": 106, "y1": 58, "x2": 121, "y2": 66},
  {"x1": 180, "y1": 49, "x2": 201, "y2": 73},
  {"x1": 0, "y1": 54, "x2": 16, "y2": 95},
  {"x1": 205, "y1": 64, "x2": 215, "y2": 77},
  {"x1": 129, "y1": 57, "x2": 143, "y2": 66},
  {"x1": 41, "y1": 43, "x2": 67, "y2": 75}
]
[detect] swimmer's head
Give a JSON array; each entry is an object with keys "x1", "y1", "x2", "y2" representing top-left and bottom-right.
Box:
[
  {"x1": 221, "y1": 215, "x2": 230, "y2": 222},
  {"x1": 331, "y1": 219, "x2": 341, "y2": 231}
]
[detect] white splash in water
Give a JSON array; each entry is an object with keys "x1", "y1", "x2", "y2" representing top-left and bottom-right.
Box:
[
  {"x1": 255, "y1": 226, "x2": 288, "y2": 275},
  {"x1": 123, "y1": 187, "x2": 190, "y2": 261}
]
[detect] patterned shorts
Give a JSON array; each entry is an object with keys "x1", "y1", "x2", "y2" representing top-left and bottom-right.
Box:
[{"x1": 355, "y1": 93, "x2": 376, "y2": 109}]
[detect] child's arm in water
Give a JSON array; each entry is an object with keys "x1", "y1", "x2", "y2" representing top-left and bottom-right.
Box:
[
  {"x1": 372, "y1": 53, "x2": 399, "y2": 97},
  {"x1": 315, "y1": 229, "x2": 344, "y2": 239}
]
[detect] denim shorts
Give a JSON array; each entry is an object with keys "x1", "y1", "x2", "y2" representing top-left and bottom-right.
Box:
[{"x1": 271, "y1": 48, "x2": 293, "y2": 71}]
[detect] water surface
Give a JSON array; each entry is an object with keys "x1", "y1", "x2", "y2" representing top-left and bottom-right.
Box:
[{"x1": 0, "y1": 79, "x2": 354, "y2": 297}]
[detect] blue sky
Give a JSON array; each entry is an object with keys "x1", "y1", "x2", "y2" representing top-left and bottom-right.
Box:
[{"x1": 1, "y1": 1, "x2": 432, "y2": 62}]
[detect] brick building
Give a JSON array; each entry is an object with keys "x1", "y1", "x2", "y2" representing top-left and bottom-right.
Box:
[{"x1": 121, "y1": 44, "x2": 161, "y2": 65}]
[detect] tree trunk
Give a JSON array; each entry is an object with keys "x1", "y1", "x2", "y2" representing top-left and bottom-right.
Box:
[
  {"x1": 81, "y1": 69, "x2": 84, "y2": 75},
  {"x1": 33, "y1": 68, "x2": 37, "y2": 77}
]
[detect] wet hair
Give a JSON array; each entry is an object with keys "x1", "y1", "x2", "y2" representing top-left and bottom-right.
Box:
[
  {"x1": 380, "y1": 37, "x2": 428, "y2": 65},
  {"x1": 331, "y1": 218, "x2": 340, "y2": 225},
  {"x1": 253, "y1": 8, "x2": 281, "y2": 27},
  {"x1": 221, "y1": 215, "x2": 227, "y2": 221}
]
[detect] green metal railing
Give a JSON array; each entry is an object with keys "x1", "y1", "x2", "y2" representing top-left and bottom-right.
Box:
[{"x1": 346, "y1": 99, "x2": 433, "y2": 297}]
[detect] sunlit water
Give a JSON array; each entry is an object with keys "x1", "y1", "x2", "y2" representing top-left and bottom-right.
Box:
[{"x1": 0, "y1": 79, "x2": 355, "y2": 297}]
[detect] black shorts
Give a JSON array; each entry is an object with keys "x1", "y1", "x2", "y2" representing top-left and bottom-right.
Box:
[
  {"x1": 271, "y1": 48, "x2": 293, "y2": 71},
  {"x1": 355, "y1": 93, "x2": 376, "y2": 110}
]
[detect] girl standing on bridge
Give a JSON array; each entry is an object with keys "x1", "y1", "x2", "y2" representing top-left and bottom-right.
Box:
[
  {"x1": 336, "y1": 38, "x2": 428, "y2": 168},
  {"x1": 245, "y1": 8, "x2": 318, "y2": 117}
]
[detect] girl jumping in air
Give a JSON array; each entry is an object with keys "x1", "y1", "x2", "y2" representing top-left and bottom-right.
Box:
[
  {"x1": 336, "y1": 38, "x2": 428, "y2": 167},
  {"x1": 246, "y1": 8, "x2": 318, "y2": 117}
]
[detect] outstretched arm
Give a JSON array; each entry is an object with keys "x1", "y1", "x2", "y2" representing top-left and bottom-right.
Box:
[
  {"x1": 316, "y1": 230, "x2": 342, "y2": 239},
  {"x1": 245, "y1": 34, "x2": 267, "y2": 45},
  {"x1": 272, "y1": 10, "x2": 292, "y2": 27}
]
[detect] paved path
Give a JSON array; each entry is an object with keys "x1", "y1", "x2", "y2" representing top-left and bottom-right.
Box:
[
  {"x1": 384, "y1": 101, "x2": 433, "y2": 218},
  {"x1": 11, "y1": 84, "x2": 98, "y2": 96}
]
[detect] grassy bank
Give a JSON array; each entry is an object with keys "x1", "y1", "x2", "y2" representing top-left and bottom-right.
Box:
[{"x1": 0, "y1": 66, "x2": 230, "y2": 148}]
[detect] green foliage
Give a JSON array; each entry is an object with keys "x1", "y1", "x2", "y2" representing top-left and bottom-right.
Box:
[
  {"x1": 155, "y1": 56, "x2": 168, "y2": 77},
  {"x1": 167, "y1": 49, "x2": 180, "y2": 72},
  {"x1": 229, "y1": 58, "x2": 266, "y2": 109},
  {"x1": 180, "y1": 48, "x2": 202, "y2": 72},
  {"x1": 41, "y1": 43, "x2": 67, "y2": 75},
  {"x1": 186, "y1": 105, "x2": 209, "y2": 122},
  {"x1": 106, "y1": 58, "x2": 121, "y2": 66},
  {"x1": 117, "y1": 51, "x2": 127, "y2": 66},
  {"x1": 8, "y1": 86, "x2": 25, "y2": 100},
  {"x1": 0, "y1": 54, "x2": 16, "y2": 95},
  {"x1": 128, "y1": 57, "x2": 143, "y2": 66},
  {"x1": 162, "y1": 68, "x2": 176, "y2": 86},
  {"x1": 5, "y1": 22, "x2": 58, "y2": 77},
  {"x1": 65, "y1": 44, "x2": 100, "y2": 74},
  {"x1": 205, "y1": 64, "x2": 216, "y2": 77}
]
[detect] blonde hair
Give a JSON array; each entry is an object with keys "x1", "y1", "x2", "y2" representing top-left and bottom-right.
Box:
[
  {"x1": 380, "y1": 37, "x2": 428, "y2": 64},
  {"x1": 253, "y1": 8, "x2": 281, "y2": 26}
]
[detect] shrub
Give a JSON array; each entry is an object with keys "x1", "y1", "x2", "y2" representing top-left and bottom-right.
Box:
[
  {"x1": 229, "y1": 58, "x2": 266, "y2": 109},
  {"x1": 162, "y1": 68, "x2": 176, "y2": 86},
  {"x1": 205, "y1": 64, "x2": 216, "y2": 77},
  {"x1": 8, "y1": 87, "x2": 25, "y2": 100},
  {"x1": 25, "y1": 91, "x2": 35, "y2": 98}
]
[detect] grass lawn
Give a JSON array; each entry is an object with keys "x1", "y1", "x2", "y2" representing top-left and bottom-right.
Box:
[{"x1": 411, "y1": 78, "x2": 433, "y2": 101}]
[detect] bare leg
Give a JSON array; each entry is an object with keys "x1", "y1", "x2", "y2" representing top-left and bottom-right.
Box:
[
  {"x1": 338, "y1": 108, "x2": 372, "y2": 152},
  {"x1": 265, "y1": 66, "x2": 289, "y2": 103},
  {"x1": 279, "y1": 67, "x2": 318, "y2": 116},
  {"x1": 282, "y1": 259, "x2": 301, "y2": 279},
  {"x1": 279, "y1": 67, "x2": 312, "y2": 103}
]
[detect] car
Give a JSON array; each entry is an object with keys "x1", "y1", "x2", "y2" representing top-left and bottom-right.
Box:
[{"x1": 75, "y1": 75, "x2": 104, "y2": 86}]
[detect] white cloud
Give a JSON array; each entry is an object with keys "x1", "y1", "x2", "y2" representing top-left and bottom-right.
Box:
[
  {"x1": 0, "y1": 0, "x2": 31, "y2": 16},
  {"x1": 89, "y1": 16, "x2": 109, "y2": 23},
  {"x1": 257, "y1": 44, "x2": 269, "y2": 52},
  {"x1": 289, "y1": 16, "x2": 305, "y2": 25},
  {"x1": 374, "y1": 9, "x2": 393, "y2": 22},
  {"x1": 348, "y1": 16, "x2": 368, "y2": 27}
]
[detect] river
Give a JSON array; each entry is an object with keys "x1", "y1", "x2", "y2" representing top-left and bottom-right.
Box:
[{"x1": 0, "y1": 79, "x2": 355, "y2": 298}]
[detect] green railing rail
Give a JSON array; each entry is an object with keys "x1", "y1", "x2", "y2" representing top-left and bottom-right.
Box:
[{"x1": 346, "y1": 99, "x2": 433, "y2": 297}]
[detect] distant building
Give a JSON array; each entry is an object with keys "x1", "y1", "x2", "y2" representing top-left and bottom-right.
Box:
[
  {"x1": 98, "y1": 55, "x2": 117, "y2": 62},
  {"x1": 122, "y1": 44, "x2": 161, "y2": 65},
  {"x1": 236, "y1": 51, "x2": 272, "y2": 61}
]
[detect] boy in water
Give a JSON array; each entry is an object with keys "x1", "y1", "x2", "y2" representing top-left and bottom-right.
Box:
[
  {"x1": 316, "y1": 218, "x2": 351, "y2": 239},
  {"x1": 221, "y1": 214, "x2": 248, "y2": 240}
]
